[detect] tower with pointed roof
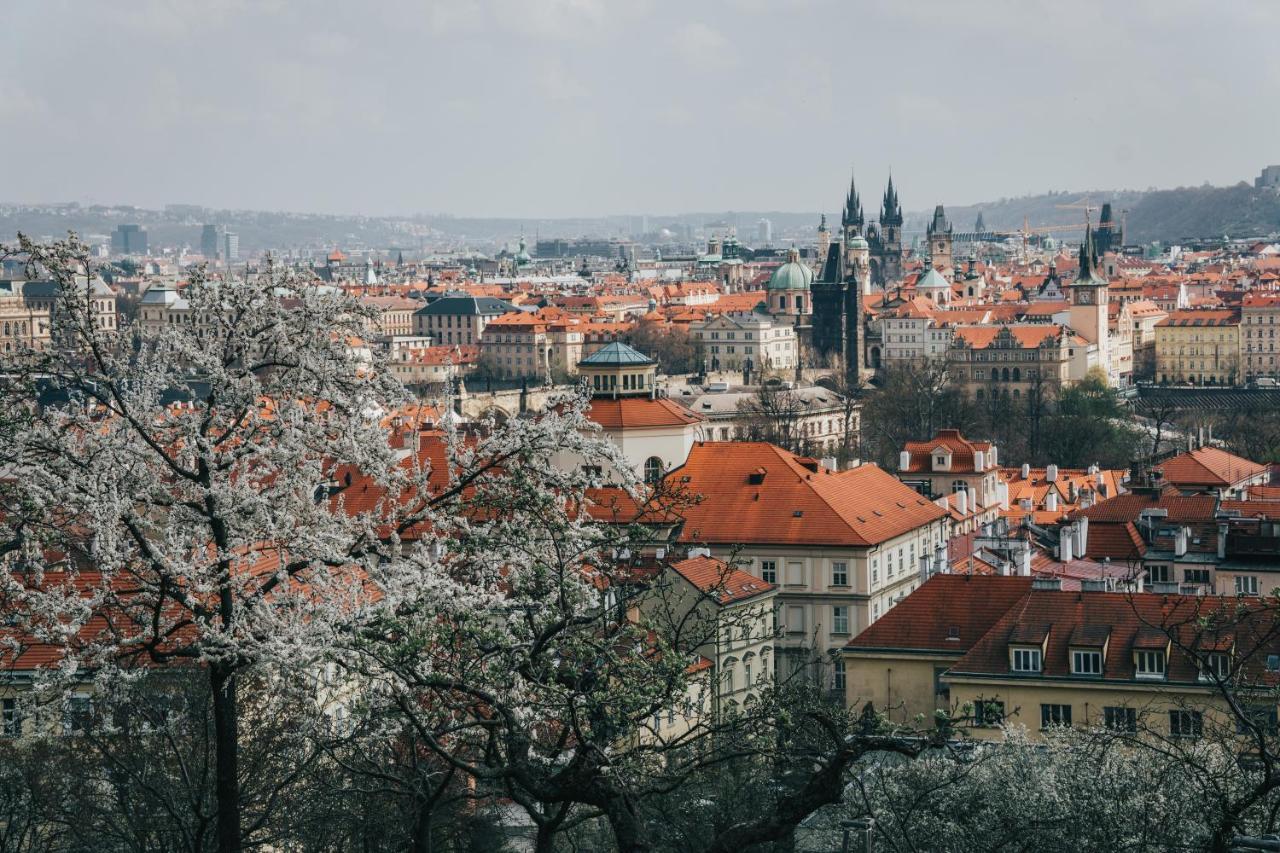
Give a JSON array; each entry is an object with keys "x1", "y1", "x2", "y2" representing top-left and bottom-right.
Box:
[
  {"x1": 1069, "y1": 222, "x2": 1110, "y2": 382},
  {"x1": 876, "y1": 175, "x2": 905, "y2": 284},
  {"x1": 926, "y1": 204, "x2": 953, "y2": 277}
]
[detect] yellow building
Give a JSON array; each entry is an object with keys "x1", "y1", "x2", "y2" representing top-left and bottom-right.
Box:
[
  {"x1": 1154, "y1": 308, "x2": 1241, "y2": 385},
  {"x1": 845, "y1": 573, "x2": 1280, "y2": 741}
]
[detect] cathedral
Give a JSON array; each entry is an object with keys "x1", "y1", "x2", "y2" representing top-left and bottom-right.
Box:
[{"x1": 809, "y1": 171, "x2": 904, "y2": 378}]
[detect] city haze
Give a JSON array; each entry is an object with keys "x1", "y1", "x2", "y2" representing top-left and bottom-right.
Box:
[{"x1": 3, "y1": 0, "x2": 1278, "y2": 217}]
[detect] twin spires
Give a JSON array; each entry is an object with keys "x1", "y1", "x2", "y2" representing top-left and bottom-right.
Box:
[
  {"x1": 841, "y1": 171, "x2": 864, "y2": 231},
  {"x1": 880, "y1": 174, "x2": 903, "y2": 227}
]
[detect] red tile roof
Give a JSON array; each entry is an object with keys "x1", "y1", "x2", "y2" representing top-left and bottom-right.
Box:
[
  {"x1": 902, "y1": 429, "x2": 993, "y2": 473},
  {"x1": 1156, "y1": 446, "x2": 1268, "y2": 489},
  {"x1": 949, "y1": 588, "x2": 1280, "y2": 685},
  {"x1": 669, "y1": 443, "x2": 947, "y2": 547},
  {"x1": 846, "y1": 574, "x2": 1033, "y2": 653},
  {"x1": 585, "y1": 397, "x2": 705, "y2": 430},
  {"x1": 669, "y1": 555, "x2": 775, "y2": 605}
]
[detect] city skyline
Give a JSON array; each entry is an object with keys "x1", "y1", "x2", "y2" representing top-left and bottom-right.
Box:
[{"x1": 4, "y1": 0, "x2": 1278, "y2": 218}]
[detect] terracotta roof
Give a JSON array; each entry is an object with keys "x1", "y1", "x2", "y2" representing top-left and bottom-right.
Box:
[
  {"x1": 1072, "y1": 491, "x2": 1218, "y2": 524},
  {"x1": 949, "y1": 589, "x2": 1280, "y2": 685},
  {"x1": 846, "y1": 574, "x2": 1033, "y2": 653},
  {"x1": 1156, "y1": 309, "x2": 1240, "y2": 327},
  {"x1": 1156, "y1": 446, "x2": 1267, "y2": 489},
  {"x1": 585, "y1": 397, "x2": 705, "y2": 430},
  {"x1": 669, "y1": 443, "x2": 947, "y2": 547},
  {"x1": 669, "y1": 555, "x2": 775, "y2": 605},
  {"x1": 1083, "y1": 521, "x2": 1146, "y2": 561},
  {"x1": 901, "y1": 428, "x2": 992, "y2": 473}
]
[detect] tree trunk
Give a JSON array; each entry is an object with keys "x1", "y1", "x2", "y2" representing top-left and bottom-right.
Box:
[
  {"x1": 410, "y1": 799, "x2": 433, "y2": 853},
  {"x1": 533, "y1": 822, "x2": 558, "y2": 853},
  {"x1": 210, "y1": 664, "x2": 242, "y2": 853},
  {"x1": 605, "y1": 794, "x2": 650, "y2": 853}
]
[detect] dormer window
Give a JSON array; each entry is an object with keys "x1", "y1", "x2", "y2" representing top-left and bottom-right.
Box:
[
  {"x1": 1200, "y1": 653, "x2": 1231, "y2": 682},
  {"x1": 1011, "y1": 647, "x2": 1042, "y2": 673},
  {"x1": 1135, "y1": 650, "x2": 1166, "y2": 679},
  {"x1": 1071, "y1": 649, "x2": 1103, "y2": 676}
]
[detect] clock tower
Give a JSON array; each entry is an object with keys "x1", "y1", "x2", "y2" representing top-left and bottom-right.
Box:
[{"x1": 1069, "y1": 223, "x2": 1110, "y2": 380}]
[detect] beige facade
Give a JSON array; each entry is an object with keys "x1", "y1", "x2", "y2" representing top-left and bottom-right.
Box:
[
  {"x1": 1242, "y1": 291, "x2": 1280, "y2": 381},
  {"x1": 1155, "y1": 309, "x2": 1241, "y2": 385},
  {"x1": 692, "y1": 311, "x2": 797, "y2": 373}
]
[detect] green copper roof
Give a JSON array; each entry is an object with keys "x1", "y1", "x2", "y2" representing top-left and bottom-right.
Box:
[
  {"x1": 579, "y1": 341, "x2": 656, "y2": 367},
  {"x1": 767, "y1": 259, "x2": 813, "y2": 291}
]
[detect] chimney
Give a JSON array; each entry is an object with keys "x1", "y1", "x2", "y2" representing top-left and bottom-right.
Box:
[
  {"x1": 967, "y1": 487, "x2": 978, "y2": 515},
  {"x1": 1076, "y1": 515, "x2": 1089, "y2": 557},
  {"x1": 1174, "y1": 527, "x2": 1188, "y2": 558},
  {"x1": 1032, "y1": 577, "x2": 1062, "y2": 591},
  {"x1": 1081, "y1": 578, "x2": 1108, "y2": 592},
  {"x1": 1021, "y1": 463, "x2": 1031, "y2": 479},
  {"x1": 1217, "y1": 522, "x2": 1228, "y2": 559},
  {"x1": 990, "y1": 445, "x2": 998, "y2": 466},
  {"x1": 1046, "y1": 464, "x2": 1058, "y2": 483},
  {"x1": 1021, "y1": 548, "x2": 1032, "y2": 576},
  {"x1": 956, "y1": 489, "x2": 968, "y2": 515},
  {"x1": 998, "y1": 481, "x2": 1010, "y2": 510},
  {"x1": 1046, "y1": 491, "x2": 1059, "y2": 513},
  {"x1": 1019, "y1": 497, "x2": 1033, "y2": 511},
  {"x1": 1060, "y1": 531, "x2": 1074, "y2": 563},
  {"x1": 899, "y1": 450, "x2": 911, "y2": 472},
  {"x1": 974, "y1": 450, "x2": 985, "y2": 471},
  {"x1": 820, "y1": 456, "x2": 838, "y2": 471}
]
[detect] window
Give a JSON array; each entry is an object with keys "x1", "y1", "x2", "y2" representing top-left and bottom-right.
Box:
[
  {"x1": 1164, "y1": 709, "x2": 1203, "y2": 739},
  {"x1": 1012, "y1": 647, "x2": 1042, "y2": 673},
  {"x1": 832, "y1": 606, "x2": 850, "y2": 635},
  {"x1": 1040, "y1": 703, "x2": 1072, "y2": 728},
  {"x1": 1238, "y1": 705, "x2": 1279, "y2": 735},
  {"x1": 831, "y1": 561, "x2": 848, "y2": 587},
  {"x1": 785, "y1": 606, "x2": 804, "y2": 634},
  {"x1": 760, "y1": 560, "x2": 777, "y2": 584},
  {"x1": 1201, "y1": 652, "x2": 1231, "y2": 681},
  {"x1": 62, "y1": 695, "x2": 93, "y2": 736},
  {"x1": 832, "y1": 658, "x2": 846, "y2": 692},
  {"x1": 643, "y1": 456, "x2": 664, "y2": 485},
  {"x1": 1072, "y1": 650, "x2": 1103, "y2": 676},
  {"x1": 1103, "y1": 706, "x2": 1137, "y2": 732},
  {"x1": 786, "y1": 561, "x2": 804, "y2": 586},
  {"x1": 1135, "y1": 650, "x2": 1166, "y2": 679},
  {"x1": 1184, "y1": 568, "x2": 1210, "y2": 585},
  {"x1": 1, "y1": 698, "x2": 19, "y2": 738},
  {"x1": 973, "y1": 699, "x2": 1005, "y2": 727},
  {"x1": 1148, "y1": 564, "x2": 1171, "y2": 584},
  {"x1": 1236, "y1": 575, "x2": 1260, "y2": 596}
]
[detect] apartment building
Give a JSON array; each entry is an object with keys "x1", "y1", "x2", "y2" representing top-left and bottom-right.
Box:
[
  {"x1": 1242, "y1": 291, "x2": 1280, "y2": 381},
  {"x1": 1154, "y1": 309, "x2": 1241, "y2": 385},
  {"x1": 846, "y1": 574, "x2": 1280, "y2": 741},
  {"x1": 666, "y1": 442, "x2": 950, "y2": 690}
]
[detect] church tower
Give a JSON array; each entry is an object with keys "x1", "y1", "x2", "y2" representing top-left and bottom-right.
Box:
[
  {"x1": 878, "y1": 175, "x2": 904, "y2": 282},
  {"x1": 1069, "y1": 223, "x2": 1110, "y2": 381},
  {"x1": 841, "y1": 171, "x2": 864, "y2": 240},
  {"x1": 926, "y1": 205, "x2": 953, "y2": 275},
  {"x1": 817, "y1": 213, "x2": 830, "y2": 270}
]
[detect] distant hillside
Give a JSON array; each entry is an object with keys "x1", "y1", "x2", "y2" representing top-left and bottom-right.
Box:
[
  {"x1": 919, "y1": 183, "x2": 1280, "y2": 246},
  {"x1": 1124, "y1": 183, "x2": 1280, "y2": 243}
]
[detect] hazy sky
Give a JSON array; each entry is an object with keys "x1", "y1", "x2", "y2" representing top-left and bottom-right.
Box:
[{"x1": 4, "y1": 0, "x2": 1278, "y2": 218}]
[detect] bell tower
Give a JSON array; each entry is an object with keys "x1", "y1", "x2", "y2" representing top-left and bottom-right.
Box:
[{"x1": 1069, "y1": 222, "x2": 1110, "y2": 380}]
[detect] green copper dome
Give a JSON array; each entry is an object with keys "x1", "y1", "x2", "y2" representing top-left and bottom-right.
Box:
[
  {"x1": 848, "y1": 234, "x2": 869, "y2": 250},
  {"x1": 767, "y1": 249, "x2": 813, "y2": 291}
]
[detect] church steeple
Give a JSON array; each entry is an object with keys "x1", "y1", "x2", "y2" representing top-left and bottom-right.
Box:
[
  {"x1": 879, "y1": 174, "x2": 903, "y2": 227},
  {"x1": 841, "y1": 171, "x2": 864, "y2": 233},
  {"x1": 1078, "y1": 222, "x2": 1104, "y2": 284}
]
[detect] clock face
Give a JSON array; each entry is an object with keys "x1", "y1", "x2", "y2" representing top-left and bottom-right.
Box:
[{"x1": 1077, "y1": 290, "x2": 1092, "y2": 304}]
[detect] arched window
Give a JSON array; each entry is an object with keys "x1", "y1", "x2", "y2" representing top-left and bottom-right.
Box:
[
  {"x1": 1002, "y1": 368, "x2": 1010, "y2": 382},
  {"x1": 722, "y1": 657, "x2": 738, "y2": 693},
  {"x1": 743, "y1": 652, "x2": 755, "y2": 687},
  {"x1": 976, "y1": 389, "x2": 985, "y2": 401},
  {"x1": 643, "y1": 457, "x2": 664, "y2": 485},
  {"x1": 1012, "y1": 367, "x2": 1021, "y2": 382}
]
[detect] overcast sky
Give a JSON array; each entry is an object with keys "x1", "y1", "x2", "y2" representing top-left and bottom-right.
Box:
[{"x1": 3, "y1": 0, "x2": 1277, "y2": 218}]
